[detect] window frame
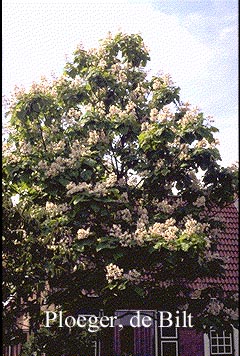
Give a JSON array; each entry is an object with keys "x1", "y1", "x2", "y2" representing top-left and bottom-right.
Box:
[
  {"x1": 158, "y1": 311, "x2": 179, "y2": 356},
  {"x1": 160, "y1": 340, "x2": 179, "y2": 356},
  {"x1": 209, "y1": 329, "x2": 233, "y2": 355}
]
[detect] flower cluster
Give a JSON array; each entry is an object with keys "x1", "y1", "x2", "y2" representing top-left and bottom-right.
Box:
[
  {"x1": 108, "y1": 105, "x2": 119, "y2": 117},
  {"x1": 153, "y1": 198, "x2": 175, "y2": 214},
  {"x1": 41, "y1": 157, "x2": 66, "y2": 178},
  {"x1": 123, "y1": 269, "x2": 141, "y2": 284},
  {"x1": 69, "y1": 75, "x2": 84, "y2": 89},
  {"x1": 47, "y1": 140, "x2": 66, "y2": 154},
  {"x1": 66, "y1": 181, "x2": 91, "y2": 195},
  {"x1": 95, "y1": 101, "x2": 106, "y2": 116},
  {"x1": 132, "y1": 204, "x2": 149, "y2": 245},
  {"x1": 62, "y1": 107, "x2": 82, "y2": 126},
  {"x1": 2, "y1": 142, "x2": 20, "y2": 164},
  {"x1": 87, "y1": 130, "x2": 108, "y2": 145},
  {"x1": 150, "y1": 108, "x2": 159, "y2": 121},
  {"x1": 141, "y1": 121, "x2": 150, "y2": 131},
  {"x1": 109, "y1": 204, "x2": 149, "y2": 247},
  {"x1": 28, "y1": 76, "x2": 52, "y2": 95},
  {"x1": 17, "y1": 141, "x2": 33, "y2": 155},
  {"x1": 108, "y1": 98, "x2": 139, "y2": 121},
  {"x1": 77, "y1": 227, "x2": 90, "y2": 240},
  {"x1": 115, "y1": 208, "x2": 132, "y2": 222},
  {"x1": 182, "y1": 216, "x2": 209, "y2": 235},
  {"x1": 106, "y1": 263, "x2": 124, "y2": 283},
  {"x1": 74, "y1": 254, "x2": 96, "y2": 271},
  {"x1": 153, "y1": 197, "x2": 184, "y2": 214},
  {"x1": 47, "y1": 234, "x2": 71, "y2": 254},
  {"x1": 206, "y1": 299, "x2": 224, "y2": 316},
  {"x1": 110, "y1": 63, "x2": 128, "y2": 83},
  {"x1": 149, "y1": 218, "x2": 179, "y2": 241},
  {"x1": 180, "y1": 106, "x2": 201, "y2": 128},
  {"x1": 45, "y1": 202, "x2": 70, "y2": 217},
  {"x1": 125, "y1": 101, "x2": 136, "y2": 114},
  {"x1": 178, "y1": 143, "x2": 190, "y2": 161},
  {"x1": 152, "y1": 74, "x2": 175, "y2": 90},
  {"x1": 109, "y1": 224, "x2": 132, "y2": 247},
  {"x1": 120, "y1": 192, "x2": 129, "y2": 203},
  {"x1": 157, "y1": 106, "x2": 175, "y2": 122},
  {"x1": 227, "y1": 161, "x2": 239, "y2": 173},
  {"x1": 66, "y1": 140, "x2": 91, "y2": 167},
  {"x1": 134, "y1": 219, "x2": 148, "y2": 246},
  {"x1": 193, "y1": 196, "x2": 206, "y2": 207},
  {"x1": 196, "y1": 138, "x2": 219, "y2": 149},
  {"x1": 37, "y1": 139, "x2": 93, "y2": 177}
]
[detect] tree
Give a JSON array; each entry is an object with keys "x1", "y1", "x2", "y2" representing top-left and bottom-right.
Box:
[{"x1": 2, "y1": 32, "x2": 238, "y2": 352}]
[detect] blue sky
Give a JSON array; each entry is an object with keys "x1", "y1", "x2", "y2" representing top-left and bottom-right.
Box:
[{"x1": 2, "y1": 0, "x2": 238, "y2": 167}]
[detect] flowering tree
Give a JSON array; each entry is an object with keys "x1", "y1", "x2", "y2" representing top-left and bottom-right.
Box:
[{"x1": 2, "y1": 32, "x2": 238, "y2": 349}]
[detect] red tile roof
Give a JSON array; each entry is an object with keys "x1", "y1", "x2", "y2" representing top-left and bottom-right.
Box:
[
  {"x1": 153, "y1": 203, "x2": 239, "y2": 294},
  {"x1": 192, "y1": 203, "x2": 239, "y2": 293}
]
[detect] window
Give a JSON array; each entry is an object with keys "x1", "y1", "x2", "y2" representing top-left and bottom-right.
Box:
[
  {"x1": 158, "y1": 312, "x2": 178, "y2": 356},
  {"x1": 161, "y1": 341, "x2": 178, "y2": 356},
  {"x1": 119, "y1": 326, "x2": 135, "y2": 354},
  {"x1": 210, "y1": 330, "x2": 233, "y2": 355},
  {"x1": 114, "y1": 310, "x2": 156, "y2": 356}
]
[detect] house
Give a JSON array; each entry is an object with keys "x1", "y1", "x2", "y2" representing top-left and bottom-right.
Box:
[
  {"x1": 3, "y1": 202, "x2": 239, "y2": 356},
  {"x1": 94, "y1": 202, "x2": 239, "y2": 356}
]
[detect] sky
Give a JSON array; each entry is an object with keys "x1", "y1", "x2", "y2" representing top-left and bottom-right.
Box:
[{"x1": 2, "y1": 0, "x2": 239, "y2": 167}]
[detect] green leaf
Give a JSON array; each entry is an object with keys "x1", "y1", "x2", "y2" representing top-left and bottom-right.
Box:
[
  {"x1": 72, "y1": 194, "x2": 89, "y2": 205},
  {"x1": 210, "y1": 126, "x2": 219, "y2": 133},
  {"x1": 96, "y1": 240, "x2": 117, "y2": 252},
  {"x1": 134, "y1": 286, "x2": 145, "y2": 297},
  {"x1": 161, "y1": 167, "x2": 170, "y2": 176}
]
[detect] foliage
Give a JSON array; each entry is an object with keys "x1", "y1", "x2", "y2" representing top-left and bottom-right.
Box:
[
  {"x1": 20, "y1": 326, "x2": 96, "y2": 356},
  {"x1": 2, "y1": 32, "x2": 238, "y2": 351}
]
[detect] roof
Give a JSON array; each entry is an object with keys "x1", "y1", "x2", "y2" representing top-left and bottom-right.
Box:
[
  {"x1": 149, "y1": 202, "x2": 239, "y2": 295},
  {"x1": 193, "y1": 202, "x2": 239, "y2": 293}
]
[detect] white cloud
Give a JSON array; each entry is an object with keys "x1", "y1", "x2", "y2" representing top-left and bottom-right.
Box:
[
  {"x1": 219, "y1": 25, "x2": 237, "y2": 40},
  {"x1": 215, "y1": 116, "x2": 239, "y2": 167},
  {"x1": 2, "y1": 2, "x2": 215, "y2": 93}
]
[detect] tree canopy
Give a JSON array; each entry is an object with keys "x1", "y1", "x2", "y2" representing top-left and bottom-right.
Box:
[{"x1": 2, "y1": 32, "x2": 238, "y2": 351}]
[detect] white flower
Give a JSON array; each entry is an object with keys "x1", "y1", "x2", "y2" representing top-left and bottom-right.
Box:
[
  {"x1": 157, "y1": 106, "x2": 175, "y2": 122},
  {"x1": 88, "y1": 130, "x2": 100, "y2": 145},
  {"x1": 207, "y1": 299, "x2": 224, "y2": 316},
  {"x1": 105, "y1": 172, "x2": 117, "y2": 187},
  {"x1": 141, "y1": 122, "x2": 150, "y2": 131},
  {"x1": 182, "y1": 216, "x2": 209, "y2": 235},
  {"x1": 149, "y1": 218, "x2": 178, "y2": 241},
  {"x1": 180, "y1": 106, "x2": 201, "y2": 128},
  {"x1": 109, "y1": 224, "x2": 132, "y2": 247},
  {"x1": 66, "y1": 182, "x2": 91, "y2": 195},
  {"x1": 77, "y1": 227, "x2": 90, "y2": 240},
  {"x1": 193, "y1": 196, "x2": 206, "y2": 207},
  {"x1": 150, "y1": 108, "x2": 158, "y2": 121},
  {"x1": 116, "y1": 208, "x2": 132, "y2": 222},
  {"x1": 109, "y1": 105, "x2": 121, "y2": 116},
  {"x1": 125, "y1": 101, "x2": 136, "y2": 113},
  {"x1": 11, "y1": 194, "x2": 20, "y2": 207},
  {"x1": 45, "y1": 202, "x2": 69, "y2": 216},
  {"x1": 123, "y1": 269, "x2": 141, "y2": 284},
  {"x1": 106, "y1": 263, "x2": 123, "y2": 282}
]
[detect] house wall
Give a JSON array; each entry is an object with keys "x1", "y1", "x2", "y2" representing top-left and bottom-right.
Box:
[
  {"x1": 203, "y1": 333, "x2": 210, "y2": 356},
  {"x1": 178, "y1": 328, "x2": 204, "y2": 356},
  {"x1": 204, "y1": 327, "x2": 239, "y2": 356},
  {"x1": 233, "y1": 327, "x2": 239, "y2": 355}
]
